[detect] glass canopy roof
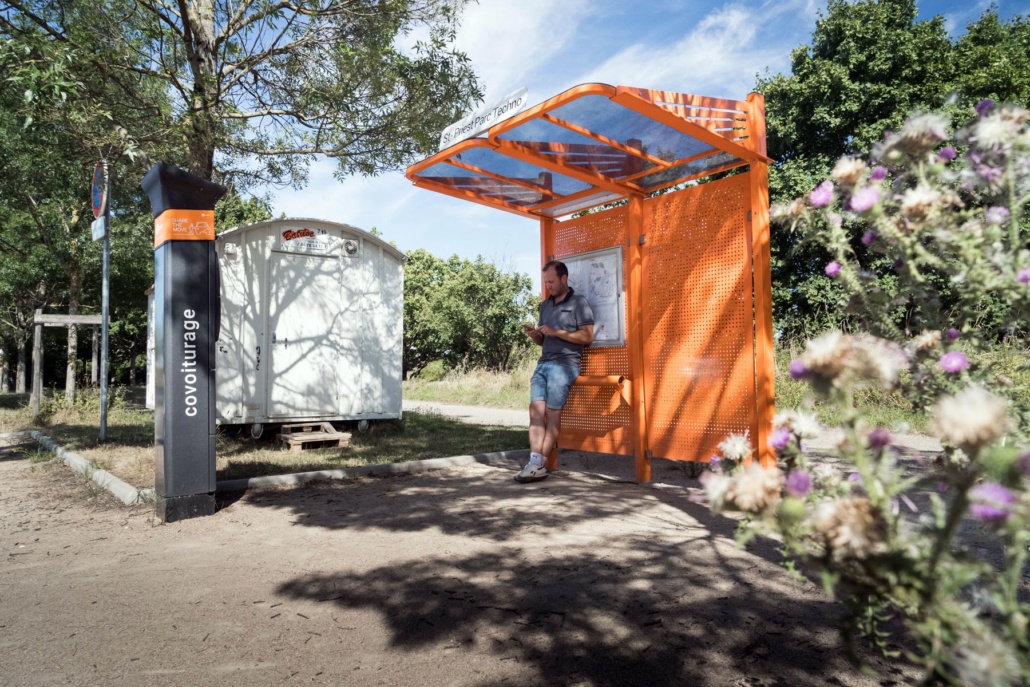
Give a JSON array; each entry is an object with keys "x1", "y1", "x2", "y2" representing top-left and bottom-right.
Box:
[{"x1": 406, "y1": 84, "x2": 770, "y2": 219}]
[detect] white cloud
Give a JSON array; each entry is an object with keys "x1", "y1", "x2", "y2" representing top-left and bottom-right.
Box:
[
  {"x1": 269, "y1": 0, "x2": 825, "y2": 295},
  {"x1": 453, "y1": 0, "x2": 591, "y2": 100},
  {"x1": 570, "y1": 1, "x2": 819, "y2": 98}
]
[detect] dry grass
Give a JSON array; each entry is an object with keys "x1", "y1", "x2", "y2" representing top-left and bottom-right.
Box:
[
  {"x1": 0, "y1": 388, "x2": 526, "y2": 488},
  {"x1": 403, "y1": 358, "x2": 535, "y2": 409}
]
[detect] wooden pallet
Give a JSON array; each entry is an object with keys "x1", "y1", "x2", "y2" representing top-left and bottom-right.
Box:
[{"x1": 276, "y1": 422, "x2": 351, "y2": 453}]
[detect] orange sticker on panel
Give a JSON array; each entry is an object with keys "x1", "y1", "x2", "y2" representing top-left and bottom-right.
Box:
[{"x1": 154, "y1": 209, "x2": 215, "y2": 247}]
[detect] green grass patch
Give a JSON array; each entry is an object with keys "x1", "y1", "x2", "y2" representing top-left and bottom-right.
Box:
[
  {"x1": 773, "y1": 342, "x2": 926, "y2": 432},
  {"x1": 403, "y1": 358, "x2": 535, "y2": 409},
  {"x1": 0, "y1": 389, "x2": 525, "y2": 487},
  {"x1": 216, "y1": 412, "x2": 525, "y2": 481}
]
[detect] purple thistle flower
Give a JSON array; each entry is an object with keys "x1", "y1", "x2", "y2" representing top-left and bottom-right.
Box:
[
  {"x1": 985, "y1": 206, "x2": 1010, "y2": 225},
  {"x1": 825, "y1": 261, "x2": 842, "y2": 278},
  {"x1": 769, "y1": 427, "x2": 791, "y2": 451},
  {"x1": 968, "y1": 151, "x2": 984, "y2": 165},
  {"x1": 969, "y1": 482, "x2": 1015, "y2": 524},
  {"x1": 945, "y1": 328, "x2": 960, "y2": 342},
  {"x1": 849, "y1": 186, "x2": 880, "y2": 212},
  {"x1": 975, "y1": 99, "x2": 995, "y2": 116},
  {"x1": 870, "y1": 166, "x2": 888, "y2": 182},
  {"x1": 1019, "y1": 268, "x2": 1030, "y2": 284},
  {"x1": 867, "y1": 428, "x2": 893, "y2": 449},
  {"x1": 847, "y1": 472, "x2": 863, "y2": 484},
  {"x1": 785, "y1": 471, "x2": 811, "y2": 498},
  {"x1": 939, "y1": 351, "x2": 969, "y2": 373},
  {"x1": 977, "y1": 165, "x2": 1004, "y2": 183},
  {"x1": 937, "y1": 146, "x2": 957, "y2": 161},
  {"x1": 809, "y1": 180, "x2": 834, "y2": 207},
  {"x1": 861, "y1": 230, "x2": 877, "y2": 246},
  {"x1": 789, "y1": 359, "x2": 807, "y2": 380}
]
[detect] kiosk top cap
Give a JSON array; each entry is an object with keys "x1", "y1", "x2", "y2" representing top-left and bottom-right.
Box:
[
  {"x1": 406, "y1": 83, "x2": 770, "y2": 219},
  {"x1": 141, "y1": 162, "x2": 227, "y2": 218}
]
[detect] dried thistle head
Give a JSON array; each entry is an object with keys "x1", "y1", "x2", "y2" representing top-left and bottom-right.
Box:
[
  {"x1": 929, "y1": 386, "x2": 1011, "y2": 456},
  {"x1": 813, "y1": 496, "x2": 888, "y2": 560},
  {"x1": 725, "y1": 463, "x2": 783, "y2": 513}
]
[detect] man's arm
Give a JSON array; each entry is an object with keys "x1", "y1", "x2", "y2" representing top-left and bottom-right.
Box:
[
  {"x1": 523, "y1": 324, "x2": 545, "y2": 346},
  {"x1": 537, "y1": 323, "x2": 593, "y2": 345}
]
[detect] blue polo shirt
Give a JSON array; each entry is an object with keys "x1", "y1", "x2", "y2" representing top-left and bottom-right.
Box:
[{"x1": 538, "y1": 287, "x2": 594, "y2": 368}]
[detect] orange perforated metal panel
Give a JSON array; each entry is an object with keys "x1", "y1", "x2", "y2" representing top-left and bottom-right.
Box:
[
  {"x1": 643, "y1": 174, "x2": 755, "y2": 462},
  {"x1": 552, "y1": 206, "x2": 633, "y2": 456}
]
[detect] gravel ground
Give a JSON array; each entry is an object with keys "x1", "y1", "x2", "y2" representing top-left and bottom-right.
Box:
[{"x1": 0, "y1": 428, "x2": 923, "y2": 687}]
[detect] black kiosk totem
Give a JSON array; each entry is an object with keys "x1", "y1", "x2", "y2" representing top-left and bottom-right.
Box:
[{"x1": 142, "y1": 163, "x2": 226, "y2": 522}]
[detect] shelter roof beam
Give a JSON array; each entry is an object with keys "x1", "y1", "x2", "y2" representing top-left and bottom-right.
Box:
[
  {"x1": 495, "y1": 139, "x2": 644, "y2": 198},
  {"x1": 535, "y1": 113, "x2": 673, "y2": 170},
  {"x1": 411, "y1": 176, "x2": 539, "y2": 219},
  {"x1": 612, "y1": 87, "x2": 772, "y2": 164},
  {"x1": 445, "y1": 158, "x2": 559, "y2": 199}
]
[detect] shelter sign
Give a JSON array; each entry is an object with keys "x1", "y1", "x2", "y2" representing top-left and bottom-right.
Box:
[
  {"x1": 439, "y1": 87, "x2": 528, "y2": 150},
  {"x1": 563, "y1": 246, "x2": 625, "y2": 347}
]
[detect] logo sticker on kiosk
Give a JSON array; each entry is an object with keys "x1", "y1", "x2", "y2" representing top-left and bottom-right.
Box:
[{"x1": 154, "y1": 209, "x2": 216, "y2": 247}]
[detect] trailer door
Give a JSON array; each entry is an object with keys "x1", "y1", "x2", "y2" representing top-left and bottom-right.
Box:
[{"x1": 266, "y1": 252, "x2": 339, "y2": 417}]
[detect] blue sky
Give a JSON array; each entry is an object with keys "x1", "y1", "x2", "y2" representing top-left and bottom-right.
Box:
[{"x1": 269, "y1": 0, "x2": 1030, "y2": 292}]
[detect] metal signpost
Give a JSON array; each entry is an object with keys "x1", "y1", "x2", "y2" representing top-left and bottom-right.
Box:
[{"x1": 91, "y1": 160, "x2": 111, "y2": 441}]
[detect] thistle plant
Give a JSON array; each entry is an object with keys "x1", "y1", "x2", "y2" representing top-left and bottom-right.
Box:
[{"x1": 703, "y1": 102, "x2": 1030, "y2": 686}]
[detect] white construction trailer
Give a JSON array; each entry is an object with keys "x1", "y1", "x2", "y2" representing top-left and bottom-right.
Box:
[{"x1": 147, "y1": 218, "x2": 405, "y2": 437}]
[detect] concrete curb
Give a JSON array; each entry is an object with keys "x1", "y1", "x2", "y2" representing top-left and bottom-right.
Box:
[
  {"x1": 216, "y1": 449, "x2": 529, "y2": 492},
  {"x1": 31, "y1": 432, "x2": 154, "y2": 506},
  {"x1": 29, "y1": 430, "x2": 529, "y2": 501}
]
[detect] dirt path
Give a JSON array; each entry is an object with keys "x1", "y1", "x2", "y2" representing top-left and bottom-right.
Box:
[
  {"x1": 402, "y1": 399, "x2": 943, "y2": 453},
  {"x1": 0, "y1": 432, "x2": 918, "y2": 687}
]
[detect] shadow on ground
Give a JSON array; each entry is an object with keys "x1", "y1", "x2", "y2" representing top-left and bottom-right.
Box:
[{"x1": 237, "y1": 457, "x2": 915, "y2": 686}]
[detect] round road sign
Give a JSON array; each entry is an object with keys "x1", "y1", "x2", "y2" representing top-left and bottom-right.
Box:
[{"x1": 91, "y1": 161, "x2": 106, "y2": 219}]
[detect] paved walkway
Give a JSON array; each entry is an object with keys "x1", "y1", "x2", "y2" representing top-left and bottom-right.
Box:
[
  {"x1": 403, "y1": 399, "x2": 527, "y2": 427},
  {"x1": 401, "y1": 400, "x2": 942, "y2": 452}
]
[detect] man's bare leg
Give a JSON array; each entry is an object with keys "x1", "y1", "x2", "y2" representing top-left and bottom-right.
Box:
[
  {"x1": 541, "y1": 408, "x2": 562, "y2": 462},
  {"x1": 529, "y1": 400, "x2": 547, "y2": 454}
]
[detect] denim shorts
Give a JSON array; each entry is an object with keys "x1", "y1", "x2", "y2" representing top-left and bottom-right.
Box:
[{"x1": 530, "y1": 361, "x2": 579, "y2": 410}]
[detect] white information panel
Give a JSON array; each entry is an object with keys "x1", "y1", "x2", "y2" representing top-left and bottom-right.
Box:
[{"x1": 563, "y1": 246, "x2": 625, "y2": 347}]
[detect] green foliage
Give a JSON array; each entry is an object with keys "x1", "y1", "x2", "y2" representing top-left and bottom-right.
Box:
[
  {"x1": 1, "y1": 0, "x2": 483, "y2": 185},
  {"x1": 758, "y1": 0, "x2": 1030, "y2": 338},
  {"x1": 712, "y1": 105, "x2": 1030, "y2": 686},
  {"x1": 403, "y1": 249, "x2": 533, "y2": 376},
  {"x1": 417, "y1": 359, "x2": 450, "y2": 382},
  {"x1": 215, "y1": 192, "x2": 273, "y2": 231}
]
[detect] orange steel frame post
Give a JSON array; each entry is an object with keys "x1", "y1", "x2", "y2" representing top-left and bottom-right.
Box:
[
  {"x1": 747, "y1": 93, "x2": 776, "y2": 467},
  {"x1": 540, "y1": 217, "x2": 560, "y2": 472},
  {"x1": 626, "y1": 194, "x2": 650, "y2": 482}
]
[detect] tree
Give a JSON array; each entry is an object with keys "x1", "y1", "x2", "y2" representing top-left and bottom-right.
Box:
[
  {"x1": 403, "y1": 249, "x2": 533, "y2": 377},
  {"x1": 0, "y1": 0, "x2": 482, "y2": 185},
  {"x1": 757, "y1": 0, "x2": 1030, "y2": 339},
  {"x1": 951, "y1": 8, "x2": 1030, "y2": 108},
  {"x1": 0, "y1": 35, "x2": 162, "y2": 399}
]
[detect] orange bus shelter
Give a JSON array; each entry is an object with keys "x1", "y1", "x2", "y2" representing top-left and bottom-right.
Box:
[{"x1": 405, "y1": 83, "x2": 775, "y2": 481}]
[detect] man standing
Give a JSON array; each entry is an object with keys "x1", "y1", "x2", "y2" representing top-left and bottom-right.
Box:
[{"x1": 517, "y1": 260, "x2": 594, "y2": 483}]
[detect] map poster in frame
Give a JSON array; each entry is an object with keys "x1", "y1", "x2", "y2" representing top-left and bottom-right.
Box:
[{"x1": 563, "y1": 246, "x2": 625, "y2": 347}]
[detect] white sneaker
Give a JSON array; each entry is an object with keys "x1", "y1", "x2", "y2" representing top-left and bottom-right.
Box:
[{"x1": 515, "y1": 455, "x2": 549, "y2": 483}]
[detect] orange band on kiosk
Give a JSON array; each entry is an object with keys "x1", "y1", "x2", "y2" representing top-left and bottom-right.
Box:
[{"x1": 154, "y1": 209, "x2": 216, "y2": 248}]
